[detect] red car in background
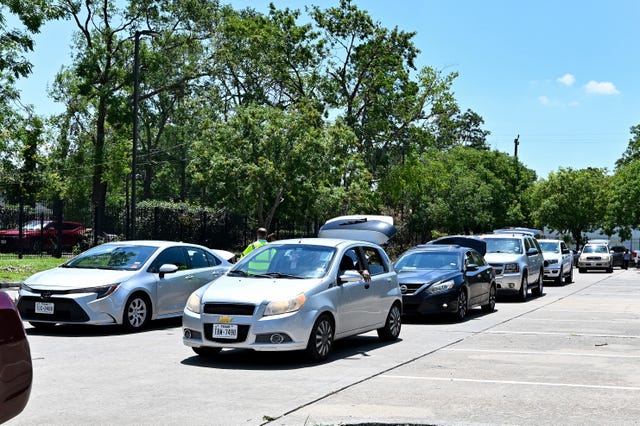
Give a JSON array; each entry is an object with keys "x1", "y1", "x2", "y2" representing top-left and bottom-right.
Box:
[
  {"x1": 0, "y1": 220, "x2": 85, "y2": 253},
  {"x1": 0, "y1": 291, "x2": 33, "y2": 423}
]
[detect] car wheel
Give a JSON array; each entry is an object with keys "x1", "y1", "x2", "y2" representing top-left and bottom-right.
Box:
[
  {"x1": 481, "y1": 284, "x2": 496, "y2": 313},
  {"x1": 532, "y1": 269, "x2": 544, "y2": 296},
  {"x1": 122, "y1": 293, "x2": 150, "y2": 331},
  {"x1": 192, "y1": 347, "x2": 222, "y2": 357},
  {"x1": 377, "y1": 303, "x2": 401, "y2": 341},
  {"x1": 29, "y1": 321, "x2": 56, "y2": 331},
  {"x1": 518, "y1": 274, "x2": 528, "y2": 302},
  {"x1": 607, "y1": 266, "x2": 613, "y2": 273},
  {"x1": 565, "y1": 265, "x2": 573, "y2": 284},
  {"x1": 306, "y1": 314, "x2": 334, "y2": 362},
  {"x1": 453, "y1": 289, "x2": 468, "y2": 321},
  {"x1": 554, "y1": 266, "x2": 563, "y2": 285}
]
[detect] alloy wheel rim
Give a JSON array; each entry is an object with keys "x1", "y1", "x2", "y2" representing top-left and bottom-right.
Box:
[
  {"x1": 315, "y1": 320, "x2": 332, "y2": 357},
  {"x1": 459, "y1": 292, "x2": 467, "y2": 317},
  {"x1": 490, "y1": 287, "x2": 496, "y2": 309},
  {"x1": 128, "y1": 298, "x2": 147, "y2": 328},
  {"x1": 389, "y1": 306, "x2": 401, "y2": 337}
]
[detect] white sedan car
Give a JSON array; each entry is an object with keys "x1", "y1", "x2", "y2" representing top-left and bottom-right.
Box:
[
  {"x1": 183, "y1": 233, "x2": 402, "y2": 362},
  {"x1": 17, "y1": 241, "x2": 232, "y2": 330}
]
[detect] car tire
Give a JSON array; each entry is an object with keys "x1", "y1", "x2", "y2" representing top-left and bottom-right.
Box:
[
  {"x1": 554, "y1": 266, "x2": 563, "y2": 285},
  {"x1": 481, "y1": 284, "x2": 496, "y2": 313},
  {"x1": 29, "y1": 321, "x2": 56, "y2": 331},
  {"x1": 565, "y1": 265, "x2": 573, "y2": 284},
  {"x1": 607, "y1": 266, "x2": 613, "y2": 273},
  {"x1": 453, "y1": 289, "x2": 468, "y2": 321},
  {"x1": 306, "y1": 314, "x2": 334, "y2": 362},
  {"x1": 377, "y1": 303, "x2": 401, "y2": 341},
  {"x1": 192, "y1": 347, "x2": 222, "y2": 357},
  {"x1": 518, "y1": 274, "x2": 528, "y2": 302},
  {"x1": 122, "y1": 293, "x2": 151, "y2": 331},
  {"x1": 532, "y1": 269, "x2": 544, "y2": 296}
]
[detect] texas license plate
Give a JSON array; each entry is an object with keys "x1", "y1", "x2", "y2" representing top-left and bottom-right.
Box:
[
  {"x1": 212, "y1": 323, "x2": 237, "y2": 339},
  {"x1": 35, "y1": 302, "x2": 54, "y2": 314}
]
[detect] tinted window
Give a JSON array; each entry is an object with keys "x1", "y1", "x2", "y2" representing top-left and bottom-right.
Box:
[
  {"x1": 205, "y1": 251, "x2": 222, "y2": 266},
  {"x1": 395, "y1": 251, "x2": 460, "y2": 270},
  {"x1": 151, "y1": 247, "x2": 189, "y2": 271},
  {"x1": 187, "y1": 248, "x2": 210, "y2": 269}
]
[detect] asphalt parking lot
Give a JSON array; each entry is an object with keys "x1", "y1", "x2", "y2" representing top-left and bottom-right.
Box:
[{"x1": 7, "y1": 267, "x2": 640, "y2": 425}]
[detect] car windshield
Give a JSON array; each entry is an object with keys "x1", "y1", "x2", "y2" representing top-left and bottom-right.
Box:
[
  {"x1": 539, "y1": 242, "x2": 560, "y2": 253},
  {"x1": 228, "y1": 244, "x2": 336, "y2": 279},
  {"x1": 583, "y1": 245, "x2": 608, "y2": 254},
  {"x1": 63, "y1": 245, "x2": 158, "y2": 270},
  {"x1": 484, "y1": 238, "x2": 523, "y2": 254},
  {"x1": 395, "y1": 251, "x2": 460, "y2": 271}
]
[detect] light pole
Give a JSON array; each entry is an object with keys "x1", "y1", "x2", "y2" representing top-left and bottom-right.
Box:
[{"x1": 131, "y1": 29, "x2": 159, "y2": 240}]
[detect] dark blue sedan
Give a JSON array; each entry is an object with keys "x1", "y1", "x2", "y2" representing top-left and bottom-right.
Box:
[{"x1": 395, "y1": 237, "x2": 496, "y2": 321}]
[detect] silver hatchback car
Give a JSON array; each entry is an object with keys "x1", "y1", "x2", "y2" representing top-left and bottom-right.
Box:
[
  {"x1": 18, "y1": 241, "x2": 232, "y2": 330},
  {"x1": 182, "y1": 237, "x2": 402, "y2": 362}
]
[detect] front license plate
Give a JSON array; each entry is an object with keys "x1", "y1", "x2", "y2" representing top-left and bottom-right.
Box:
[
  {"x1": 35, "y1": 302, "x2": 54, "y2": 314},
  {"x1": 212, "y1": 323, "x2": 238, "y2": 339}
]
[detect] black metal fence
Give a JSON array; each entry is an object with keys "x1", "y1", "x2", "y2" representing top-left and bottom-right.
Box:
[{"x1": 0, "y1": 200, "x2": 320, "y2": 258}]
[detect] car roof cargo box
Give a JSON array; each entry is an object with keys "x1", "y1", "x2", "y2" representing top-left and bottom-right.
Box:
[
  {"x1": 428, "y1": 236, "x2": 487, "y2": 256},
  {"x1": 318, "y1": 215, "x2": 396, "y2": 245}
]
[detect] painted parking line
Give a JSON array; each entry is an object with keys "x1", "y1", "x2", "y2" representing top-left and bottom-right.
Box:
[
  {"x1": 518, "y1": 318, "x2": 640, "y2": 324},
  {"x1": 443, "y1": 348, "x2": 640, "y2": 359},
  {"x1": 485, "y1": 330, "x2": 640, "y2": 339},
  {"x1": 380, "y1": 375, "x2": 640, "y2": 391}
]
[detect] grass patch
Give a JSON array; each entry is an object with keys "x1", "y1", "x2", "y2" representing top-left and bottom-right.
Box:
[{"x1": 0, "y1": 256, "x2": 67, "y2": 282}]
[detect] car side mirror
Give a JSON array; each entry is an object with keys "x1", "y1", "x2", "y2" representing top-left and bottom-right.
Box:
[
  {"x1": 338, "y1": 270, "x2": 363, "y2": 284},
  {"x1": 562, "y1": 249, "x2": 570, "y2": 254},
  {"x1": 527, "y1": 247, "x2": 539, "y2": 256},
  {"x1": 158, "y1": 263, "x2": 179, "y2": 278},
  {"x1": 465, "y1": 263, "x2": 479, "y2": 272}
]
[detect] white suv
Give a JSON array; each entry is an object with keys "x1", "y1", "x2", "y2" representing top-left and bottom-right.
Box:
[
  {"x1": 578, "y1": 242, "x2": 613, "y2": 273},
  {"x1": 478, "y1": 231, "x2": 544, "y2": 301},
  {"x1": 538, "y1": 239, "x2": 573, "y2": 284}
]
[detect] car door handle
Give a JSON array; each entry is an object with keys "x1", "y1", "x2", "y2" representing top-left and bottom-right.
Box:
[
  {"x1": 364, "y1": 283, "x2": 370, "y2": 289},
  {"x1": 185, "y1": 274, "x2": 195, "y2": 280}
]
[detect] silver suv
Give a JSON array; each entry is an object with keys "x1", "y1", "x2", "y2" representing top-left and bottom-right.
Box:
[{"x1": 478, "y1": 231, "x2": 544, "y2": 301}]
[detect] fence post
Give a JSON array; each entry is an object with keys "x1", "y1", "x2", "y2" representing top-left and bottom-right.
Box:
[
  {"x1": 18, "y1": 198, "x2": 24, "y2": 259},
  {"x1": 54, "y1": 199, "x2": 63, "y2": 258}
]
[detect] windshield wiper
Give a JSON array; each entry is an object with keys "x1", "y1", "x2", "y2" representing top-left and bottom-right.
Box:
[
  {"x1": 251, "y1": 272, "x2": 303, "y2": 279},
  {"x1": 227, "y1": 270, "x2": 248, "y2": 277}
]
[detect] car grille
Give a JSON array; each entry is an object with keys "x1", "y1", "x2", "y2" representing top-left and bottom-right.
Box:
[
  {"x1": 489, "y1": 263, "x2": 503, "y2": 275},
  {"x1": 17, "y1": 296, "x2": 90, "y2": 322},
  {"x1": 203, "y1": 303, "x2": 256, "y2": 316},
  {"x1": 400, "y1": 283, "x2": 424, "y2": 295},
  {"x1": 203, "y1": 323, "x2": 251, "y2": 343},
  {"x1": 586, "y1": 256, "x2": 602, "y2": 260}
]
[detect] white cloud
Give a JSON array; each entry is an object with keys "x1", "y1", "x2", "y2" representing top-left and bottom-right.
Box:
[
  {"x1": 557, "y1": 73, "x2": 576, "y2": 86},
  {"x1": 568, "y1": 101, "x2": 580, "y2": 107},
  {"x1": 538, "y1": 95, "x2": 550, "y2": 105},
  {"x1": 584, "y1": 80, "x2": 620, "y2": 95}
]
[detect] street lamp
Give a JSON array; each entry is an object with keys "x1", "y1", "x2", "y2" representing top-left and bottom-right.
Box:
[{"x1": 130, "y1": 29, "x2": 159, "y2": 240}]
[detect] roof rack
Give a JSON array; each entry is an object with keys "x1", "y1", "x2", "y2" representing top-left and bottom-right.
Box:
[{"x1": 493, "y1": 227, "x2": 544, "y2": 238}]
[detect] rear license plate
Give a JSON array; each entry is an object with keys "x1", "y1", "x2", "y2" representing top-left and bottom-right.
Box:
[
  {"x1": 212, "y1": 323, "x2": 238, "y2": 339},
  {"x1": 35, "y1": 302, "x2": 54, "y2": 314}
]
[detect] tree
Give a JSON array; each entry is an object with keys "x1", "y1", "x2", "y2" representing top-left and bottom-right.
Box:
[
  {"x1": 615, "y1": 125, "x2": 640, "y2": 168},
  {"x1": 528, "y1": 167, "x2": 609, "y2": 248}
]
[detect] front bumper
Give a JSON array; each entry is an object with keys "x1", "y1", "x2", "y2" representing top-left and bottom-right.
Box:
[
  {"x1": 543, "y1": 266, "x2": 561, "y2": 280},
  {"x1": 182, "y1": 307, "x2": 319, "y2": 352},
  {"x1": 401, "y1": 290, "x2": 461, "y2": 315},
  {"x1": 494, "y1": 272, "x2": 524, "y2": 293},
  {"x1": 578, "y1": 260, "x2": 611, "y2": 270},
  {"x1": 17, "y1": 291, "x2": 120, "y2": 325}
]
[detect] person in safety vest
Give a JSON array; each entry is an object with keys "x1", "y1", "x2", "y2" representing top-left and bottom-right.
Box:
[{"x1": 242, "y1": 227, "x2": 268, "y2": 258}]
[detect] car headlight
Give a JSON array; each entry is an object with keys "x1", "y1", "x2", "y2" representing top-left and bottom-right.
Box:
[
  {"x1": 186, "y1": 292, "x2": 202, "y2": 314},
  {"x1": 547, "y1": 259, "x2": 558, "y2": 265},
  {"x1": 503, "y1": 263, "x2": 520, "y2": 273},
  {"x1": 427, "y1": 280, "x2": 455, "y2": 294},
  {"x1": 264, "y1": 293, "x2": 306, "y2": 316},
  {"x1": 75, "y1": 284, "x2": 120, "y2": 299}
]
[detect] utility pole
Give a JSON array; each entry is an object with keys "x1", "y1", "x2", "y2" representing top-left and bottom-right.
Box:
[{"x1": 514, "y1": 134, "x2": 520, "y2": 160}]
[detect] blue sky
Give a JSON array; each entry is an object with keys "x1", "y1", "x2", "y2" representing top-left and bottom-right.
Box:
[{"x1": 14, "y1": 0, "x2": 640, "y2": 178}]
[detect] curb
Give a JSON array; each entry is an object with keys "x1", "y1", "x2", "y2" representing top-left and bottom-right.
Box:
[{"x1": 0, "y1": 282, "x2": 20, "y2": 289}]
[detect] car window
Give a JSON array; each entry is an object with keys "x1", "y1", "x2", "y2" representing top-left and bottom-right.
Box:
[
  {"x1": 531, "y1": 238, "x2": 542, "y2": 253},
  {"x1": 539, "y1": 241, "x2": 560, "y2": 253},
  {"x1": 561, "y1": 242, "x2": 568, "y2": 252},
  {"x1": 484, "y1": 238, "x2": 522, "y2": 254},
  {"x1": 187, "y1": 248, "x2": 210, "y2": 269},
  {"x1": 65, "y1": 244, "x2": 157, "y2": 270},
  {"x1": 339, "y1": 248, "x2": 360, "y2": 271},
  {"x1": 205, "y1": 251, "x2": 222, "y2": 266},
  {"x1": 395, "y1": 251, "x2": 460, "y2": 270},
  {"x1": 468, "y1": 250, "x2": 486, "y2": 266},
  {"x1": 360, "y1": 246, "x2": 388, "y2": 275},
  {"x1": 151, "y1": 247, "x2": 189, "y2": 271},
  {"x1": 583, "y1": 245, "x2": 608, "y2": 254},
  {"x1": 232, "y1": 244, "x2": 335, "y2": 279}
]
